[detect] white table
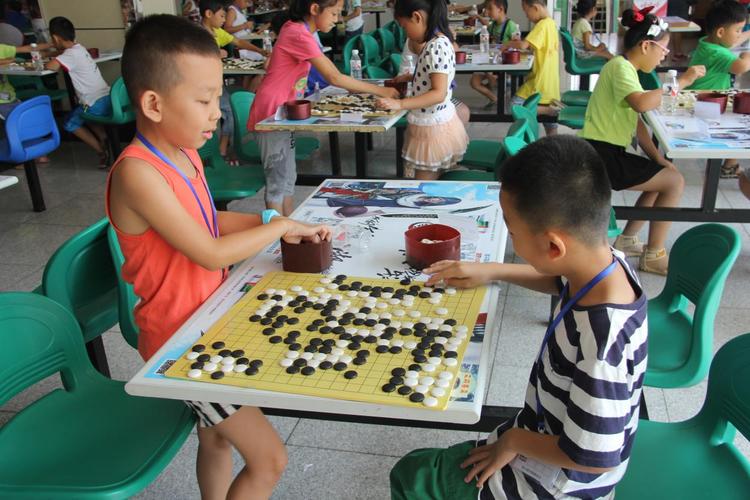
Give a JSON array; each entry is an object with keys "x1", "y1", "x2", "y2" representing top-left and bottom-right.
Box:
[
  {"x1": 93, "y1": 51, "x2": 122, "y2": 64},
  {"x1": 126, "y1": 179, "x2": 509, "y2": 426},
  {"x1": 0, "y1": 175, "x2": 18, "y2": 190},
  {"x1": 639, "y1": 104, "x2": 750, "y2": 222},
  {"x1": 663, "y1": 16, "x2": 701, "y2": 33}
]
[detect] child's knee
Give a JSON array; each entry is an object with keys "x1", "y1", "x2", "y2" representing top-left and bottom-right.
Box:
[{"x1": 198, "y1": 426, "x2": 231, "y2": 453}]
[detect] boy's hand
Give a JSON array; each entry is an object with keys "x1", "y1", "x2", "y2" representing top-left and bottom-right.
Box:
[
  {"x1": 279, "y1": 218, "x2": 332, "y2": 244},
  {"x1": 376, "y1": 96, "x2": 401, "y2": 110},
  {"x1": 683, "y1": 64, "x2": 705, "y2": 83},
  {"x1": 219, "y1": 49, "x2": 228, "y2": 58},
  {"x1": 424, "y1": 260, "x2": 492, "y2": 288},
  {"x1": 461, "y1": 432, "x2": 518, "y2": 488},
  {"x1": 376, "y1": 86, "x2": 401, "y2": 100}
]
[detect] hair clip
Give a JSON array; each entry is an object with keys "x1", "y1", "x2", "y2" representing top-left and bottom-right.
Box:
[
  {"x1": 632, "y1": 5, "x2": 654, "y2": 22},
  {"x1": 647, "y1": 18, "x2": 668, "y2": 37}
]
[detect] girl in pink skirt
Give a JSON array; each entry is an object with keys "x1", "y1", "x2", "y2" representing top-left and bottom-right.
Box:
[{"x1": 377, "y1": 0, "x2": 468, "y2": 179}]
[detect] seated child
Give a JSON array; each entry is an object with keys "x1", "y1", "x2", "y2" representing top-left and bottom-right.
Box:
[
  {"x1": 343, "y1": 0, "x2": 364, "y2": 40},
  {"x1": 200, "y1": 0, "x2": 269, "y2": 161},
  {"x1": 108, "y1": 14, "x2": 330, "y2": 497},
  {"x1": 687, "y1": 0, "x2": 750, "y2": 178},
  {"x1": 391, "y1": 135, "x2": 648, "y2": 499},
  {"x1": 504, "y1": 0, "x2": 559, "y2": 135},
  {"x1": 470, "y1": 0, "x2": 520, "y2": 107},
  {"x1": 45, "y1": 17, "x2": 113, "y2": 167},
  {"x1": 571, "y1": 0, "x2": 613, "y2": 59},
  {"x1": 225, "y1": 0, "x2": 256, "y2": 40}
]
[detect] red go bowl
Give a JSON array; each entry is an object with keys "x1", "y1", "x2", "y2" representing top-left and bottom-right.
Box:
[{"x1": 404, "y1": 224, "x2": 461, "y2": 270}]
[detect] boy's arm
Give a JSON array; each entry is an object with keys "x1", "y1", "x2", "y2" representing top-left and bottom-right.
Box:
[
  {"x1": 503, "y1": 39, "x2": 530, "y2": 50},
  {"x1": 310, "y1": 54, "x2": 399, "y2": 98},
  {"x1": 343, "y1": 6, "x2": 362, "y2": 22},
  {"x1": 45, "y1": 58, "x2": 62, "y2": 71},
  {"x1": 111, "y1": 158, "x2": 330, "y2": 271},
  {"x1": 624, "y1": 88, "x2": 661, "y2": 113},
  {"x1": 424, "y1": 260, "x2": 559, "y2": 294},
  {"x1": 677, "y1": 64, "x2": 705, "y2": 88},
  {"x1": 636, "y1": 118, "x2": 676, "y2": 170},
  {"x1": 232, "y1": 37, "x2": 269, "y2": 57},
  {"x1": 217, "y1": 211, "x2": 262, "y2": 234},
  {"x1": 730, "y1": 52, "x2": 750, "y2": 75},
  {"x1": 15, "y1": 42, "x2": 54, "y2": 53},
  {"x1": 224, "y1": 8, "x2": 253, "y2": 34}
]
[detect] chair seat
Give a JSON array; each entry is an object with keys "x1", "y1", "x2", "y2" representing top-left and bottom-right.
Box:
[
  {"x1": 571, "y1": 56, "x2": 607, "y2": 75},
  {"x1": 561, "y1": 90, "x2": 591, "y2": 107},
  {"x1": 558, "y1": 106, "x2": 586, "y2": 129},
  {"x1": 440, "y1": 169, "x2": 496, "y2": 181},
  {"x1": 206, "y1": 168, "x2": 265, "y2": 201},
  {"x1": 645, "y1": 305, "x2": 693, "y2": 380},
  {"x1": 616, "y1": 419, "x2": 750, "y2": 499},
  {"x1": 0, "y1": 379, "x2": 194, "y2": 498},
  {"x1": 460, "y1": 140, "x2": 502, "y2": 171},
  {"x1": 75, "y1": 288, "x2": 119, "y2": 344}
]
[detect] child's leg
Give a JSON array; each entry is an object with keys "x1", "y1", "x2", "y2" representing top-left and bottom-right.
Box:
[
  {"x1": 220, "y1": 90, "x2": 235, "y2": 157},
  {"x1": 739, "y1": 167, "x2": 750, "y2": 200},
  {"x1": 721, "y1": 158, "x2": 739, "y2": 178},
  {"x1": 197, "y1": 406, "x2": 287, "y2": 500},
  {"x1": 624, "y1": 168, "x2": 685, "y2": 250},
  {"x1": 470, "y1": 73, "x2": 496, "y2": 103},
  {"x1": 414, "y1": 169, "x2": 441, "y2": 180},
  {"x1": 259, "y1": 131, "x2": 296, "y2": 214},
  {"x1": 72, "y1": 126, "x2": 105, "y2": 153},
  {"x1": 391, "y1": 441, "x2": 478, "y2": 500}
]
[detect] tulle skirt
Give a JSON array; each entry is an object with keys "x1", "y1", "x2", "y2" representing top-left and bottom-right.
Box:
[{"x1": 402, "y1": 113, "x2": 469, "y2": 178}]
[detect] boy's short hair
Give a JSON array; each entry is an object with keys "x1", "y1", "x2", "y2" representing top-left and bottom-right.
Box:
[
  {"x1": 575, "y1": 0, "x2": 597, "y2": 17},
  {"x1": 499, "y1": 135, "x2": 611, "y2": 246},
  {"x1": 521, "y1": 0, "x2": 546, "y2": 8},
  {"x1": 199, "y1": 0, "x2": 230, "y2": 16},
  {"x1": 49, "y1": 17, "x2": 75, "y2": 41},
  {"x1": 705, "y1": 0, "x2": 747, "y2": 34},
  {"x1": 488, "y1": 0, "x2": 509, "y2": 11},
  {"x1": 121, "y1": 14, "x2": 220, "y2": 111}
]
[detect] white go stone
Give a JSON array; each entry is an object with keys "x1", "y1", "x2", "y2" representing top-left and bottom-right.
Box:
[
  {"x1": 428, "y1": 357, "x2": 442, "y2": 365},
  {"x1": 393, "y1": 309, "x2": 406, "y2": 317},
  {"x1": 421, "y1": 317, "x2": 433, "y2": 324},
  {"x1": 456, "y1": 325, "x2": 469, "y2": 333},
  {"x1": 320, "y1": 293, "x2": 332, "y2": 300},
  {"x1": 434, "y1": 337, "x2": 448, "y2": 345},
  {"x1": 428, "y1": 298, "x2": 441, "y2": 305},
  {"x1": 186, "y1": 351, "x2": 200, "y2": 360},
  {"x1": 220, "y1": 364, "x2": 234, "y2": 373},
  {"x1": 435, "y1": 307, "x2": 449, "y2": 316},
  {"x1": 203, "y1": 362, "x2": 218, "y2": 372},
  {"x1": 438, "y1": 371, "x2": 454, "y2": 380},
  {"x1": 332, "y1": 348, "x2": 345, "y2": 356},
  {"x1": 234, "y1": 364, "x2": 248, "y2": 373},
  {"x1": 328, "y1": 321, "x2": 339, "y2": 327},
  {"x1": 276, "y1": 290, "x2": 287, "y2": 296},
  {"x1": 446, "y1": 287, "x2": 457, "y2": 295},
  {"x1": 409, "y1": 310, "x2": 421, "y2": 318},
  {"x1": 390, "y1": 320, "x2": 401, "y2": 328},
  {"x1": 373, "y1": 323, "x2": 386, "y2": 331},
  {"x1": 336, "y1": 340, "x2": 349, "y2": 348},
  {"x1": 405, "y1": 370, "x2": 419, "y2": 378},
  {"x1": 422, "y1": 364, "x2": 437, "y2": 373},
  {"x1": 415, "y1": 384, "x2": 429, "y2": 394},
  {"x1": 376, "y1": 302, "x2": 388, "y2": 309},
  {"x1": 325, "y1": 354, "x2": 339, "y2": 363},
  {"x1": 443, "y1": 358, "x2": 458, "y2": 367},
  {"x1": 403, "y1": 321, "x2": 415, "y2": 329},
  {"x1": 431, "y1": 292, "x2": 443, "y2": 299},
  {"x1": 436, "y1": 378, "x2": 451, "y2": 388},
  {"x1": 377, "y1": 339, "x2": 390, "y2": 346},
  {"x1": 313, "y1": 352, "x2": 327, "y2": 361},
  {"x1": 355, "y1": 312, "x2": 366, "y2": 319},
  {"x1": 404, "y1": 340, "x2": 418, "y2": 349},
  {"x1": 290, "y1": 285, "x2": 303, "y2": 292},
  {"x1": 210, "y1": 355, "x2": 223, "y2": 364},
  {"x1": 382, "y1": 292, "x2": 393, "y2": 299},
  {"x1": 423, "y1": 396, "x2": 439, "y2": 407},
  {"x1": 221, "y1": 357, "x2": 235, "y2": 365},
  {"x1": 333, "y1": 294, "x2": 343, "y2": 300},
  {"x1": 391, "y1": 339, "x2": 405, "y2": 347},
  {"x1": 301, "y1": 352, "x2": 315, "y2": 360},
  {"x1": 440, "y1": 324, "x2": 453, "y2": 332},
  {"x1": 347, "y1": 290, "x2": 359, "y2": 297},
  {"x1": 359, "y1": 291, "x2": 370, "y2": 298},
  {"x1": 341, "y1": 300, "x2": 352, "y2": 307},
  {"x1": 404, "y1": 377, "x2": 419, "y2": 387},
  {"x1": 366, "y1": 313, "x2": 379, "y2": 320},
  {"x1": 327, "y1": 283, "x2": 338, "y2": 290},
  {"x1": 265, "y1": 288, "x2": 276, "y2": 294},
  {"x1": 320, "y1": 278, "x2": 332, "y2": 284},
  {"x1": 389, "y1": 298, "x2": 401, "y2": 305},
  {"x1": 358, "y1": 328, "x2": 370, "y2": 336},
  {"x1": 187, "y1": 369, "x2": 202, "y2": 379},
  {"x1": 431, "y1": 387, "x2": 446, "y2": 398},
  {"x1": 340, "y1": 354, "x2": 353, "y2": 364},
  {"x1": 346, "y1": 327, "x2": 358, "y2": 335},
  {"x1": 308, "y1": 359, "x2": 321, "y2": 368},
  {"x1": 313, "y1": 286, "x2": 325, "y2": 293},
  {"x1": 286, "y1": 351, "x2": 300, "y2": 359},
  {"x1": 381, "y1": 312, "x2": 393, "y2": 320},
  {"x1": 419, "y1": 376, "x2": 435, "y2": 386}
]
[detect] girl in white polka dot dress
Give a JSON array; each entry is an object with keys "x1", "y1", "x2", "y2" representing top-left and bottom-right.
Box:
[{"x1": 377, "y1": 0, "x2": 469, "y2": 179}]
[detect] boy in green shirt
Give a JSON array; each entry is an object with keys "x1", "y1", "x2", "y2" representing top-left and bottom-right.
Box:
[{"x1": 687, "y1": 0, "x2": 750, "y2": 177}]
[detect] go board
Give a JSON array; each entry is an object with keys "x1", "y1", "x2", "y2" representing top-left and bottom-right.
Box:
[
  {"x1": 311, "y1": 94, "x2": 396, "y2": 118},
  {"x1": 165, "y1": 272, "x2": 486, "y2": 410}
]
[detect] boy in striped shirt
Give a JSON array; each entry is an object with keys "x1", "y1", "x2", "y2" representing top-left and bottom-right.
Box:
[{"x1": 391, "y1": 135, "x2": 648, "y2": 499}]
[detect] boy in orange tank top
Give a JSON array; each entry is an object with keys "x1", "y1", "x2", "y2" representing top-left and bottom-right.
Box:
[{"x1": 106, "y1": 15, "x2": 330, "y2": 499}]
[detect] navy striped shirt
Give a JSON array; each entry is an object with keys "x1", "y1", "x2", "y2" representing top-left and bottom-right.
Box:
[{"x1": 482, "y1": 251, "x2": 648, "y2": 499}]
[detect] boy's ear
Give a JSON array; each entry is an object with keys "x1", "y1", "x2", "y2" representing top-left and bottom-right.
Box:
[
  {"x1": 716, "y1": 26, "x2": 725, "y2": 39},
  {"x1": 545, "y1": 230, "x2": 567, "y2": 262},
  {"x1": 139, "y1": 90, "x2": 164, "y2": 123},
  {"x1": 310, "y1": 2, "x2": 320, "y2": 16}
]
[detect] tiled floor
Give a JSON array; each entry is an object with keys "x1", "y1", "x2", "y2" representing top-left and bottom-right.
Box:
[{"x1": 1, "y1": 81, "x2": 749, "y2": 498}]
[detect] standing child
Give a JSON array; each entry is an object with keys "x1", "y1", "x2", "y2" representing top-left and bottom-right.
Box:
[
  {"x1": 571, "y1": 0, "x2": 613, "y2": 59},
  {"x1": 247, "y1": 0, "x2": 398, "y2": 216},
  {"x1": 45, "y1": 17, "x2": 112, "y2": 167},
  {"x1": 108, "y1": 15, "x2": 330, "y2": 498},
  {"x1": 391, "y1": 136, "x2": 649, "y2": 499},
  {"x1": 200, "y1": 0, "x2": 269, "y2": 162},
  {"x1": 343, "y1": 0, "x2": 364, "y2": 40},
  {"x1": 581, "y1": 9, "x2": 704, "y2": 275},
  {"x1": 470, "y1": 0, "x2": 520, "y2": 107},
  {"x1": 505, "y1": 0, "x2": 559, "y2": 135},
  {"x1": 377, "y1": 0, "x2": 469, "y2": 179},
  {"x1": 687, "y1": 0, "x2": 750, "y2": 177}
]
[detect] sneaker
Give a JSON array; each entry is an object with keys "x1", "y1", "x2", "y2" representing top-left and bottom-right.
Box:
[
  {"x1": 613, "y1": 235, "x2": 644, "y2": 257},
  {"x1": 721, "y1": 162, "x2": 739, "y2": 179},
  {"x1": 639, "y1": 248, "x2": 669, "y2": 276}
]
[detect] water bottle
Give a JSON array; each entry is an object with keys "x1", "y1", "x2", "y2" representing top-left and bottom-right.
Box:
[
  {"x1": 479, "y1": 25, "x2": 490, "y2": 54},
  {"x1": 30, "y1": 43, "x2": 43, "y2": 71},
  {"x1": 350, "y1": 49, "x2": 363, "y2": 79},
  {"x1": 662, "y1": 69, "x2": 679, "y2": 114},
  {"x1": 401, "y1": 54, "x2": 415, "y2": 75},
  {"x1": 311, "y1": 82, "x2": 321, "y2": 102},
  {"x1": 262, "y1": 30, "x2": 273, "y2": 54},
  {"x1": 469, "y1": 4, "x2": 478, "y2": 16}
]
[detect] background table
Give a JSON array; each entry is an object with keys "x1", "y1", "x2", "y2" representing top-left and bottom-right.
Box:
[
  {"x1": 126, "y1": 179, "x2": 510, "y2": 428},
  {"x1": 0, "y1": 175, "x2": 18, "y2": 191},
  {"x1": 636, "y1": 103, "x2": 750, "y2": 222}
]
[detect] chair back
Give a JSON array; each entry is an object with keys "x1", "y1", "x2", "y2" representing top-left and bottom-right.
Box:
[
  {"x1": 649, "y1": 223, "x2": 741, "y2": 386},
  {"x1": 494, "y1": 136, "x2": 527, "y2": 179},
  {"x1": 341, "y1": 35, "x2": 361, "y2": 75},
  {"x1": 638, "y1": 70, "x2": 661, "y2": 91},
  {"x1": 364, "y1": 65, "x2": 392, "y2": 79},
  {"x1": 107, "y1": 225, "x2": 140, "y2": 349},
  {"x1": 358, "y1": 33, "x2": 383, "y2": 67},
  {"x1": 109, "y1": 77, "x2": 136, "y2": 124},
  {"x1": 373, "y1": 27, "x2": 396, "y2": 56},
  {"x1": 559, "y1": 27, "x2": 577, "y2": 74},
  {"x1": 0, "y1": 292, "x2": 101, "y2": 407},
  {"x1": 608, "y1": 208, "x2": 622, "y2": 239},
  {"x1": 511, "y1": 93, "x2": 540, "y2": 142},
  {"x1": 1, "y1": 95, "x2": 60, "y2": 163},
  {"x1": 505, "y1": 117, "x2": 534, "y2": 145},
  {"x1": 389, "y1": 53, "x2": 402, "y2": 74},
  {"x1": 230, "y1": 90, "x2": 255, "y2": 161},
  {"x1": 41, "y1": 218, "x2": 118, "y2": 343}
]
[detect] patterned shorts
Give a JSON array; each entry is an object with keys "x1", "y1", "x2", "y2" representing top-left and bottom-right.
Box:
[{"x1": 184, "y1": 400, "x2": 242, "y2": 428}]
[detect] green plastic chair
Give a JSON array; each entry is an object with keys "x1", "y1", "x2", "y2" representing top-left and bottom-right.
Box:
[
  {"x1": 389, "y1": 53, "x2": 402, "y2": 74},
  {"x1": 510, "y1": 92, "x2": 541, "y2": 142},
  {"x1": 616, "y1": 332, "x2": 750, "y2": 499},
  {"x1": 646, "y1": 223, "x2": 741, "y2": 388},
  {"x1": 358, "y1": 33, "x2": 385, "y2": 68},
  {"x1": 40, "y1": 218, "x2": 118, "y2": 376},
  {"x1": 441, "y1": 136, "x2": 527, "y2": 181},
  {"x1": 557, "y1": 105, "x2": 586, "y2": 129},
  {"x1": 81, "y1": 77, "x2": 135, "y2": 159},
  {"x1": 459, "y1": 116, "x2": 533, "y2": 172},
  {"x1": 373, "y1": 27, "x2": 396, "y2": 57},
  {"x1": 107, "y1": 225, "x2": 139, "y2": 350},
  {"x1": 383, "y1": 21, "x2": 405, "y2": 51},
  {"x1": 607, "y1": 208, "x2": 622, "y2": 239},
  {"x1": 229, "y1": 91, "x2": 320, "y2": 164},
  {"x1": 335, "y1": 34, "x2": 360, "y2": 75},
  {"x1": 561, "y1": 90, "x2": 591, "y2": 107},
  {"x1": 559, "y1": 28, "x2": 606, "y2": 90},
  {"x1": 8, "y1": 75, "x2": 68, "y2": 103},
  {"x1": 198, "y1": 128, "x2": 265, "y2": 210},
  {"x1": 638, "y1": 69, "x2": 661, "y2": 91},
  {"x1": 0, "y1": 292, "x2": 195, "y2": 499},
  {"x1": 364, "y1": 64, "x2": 393, "y2": 79}
]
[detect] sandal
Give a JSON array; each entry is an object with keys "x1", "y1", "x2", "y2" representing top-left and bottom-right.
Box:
[
  {"x1": 223, "y1": 157, "x2": 240, "y2": 167},
  {"x1": 613, "y1": 234, "x2": 644, "y2": 257},
  {"x1": 483, "y1": 99, "x2": 498, "y2": 109},
  {"x1": 721, "y1": 162, "x2": 739, "y2": 179},
  {"x1": 639, "y1": 247, "x2": 669, "y2": 276}
]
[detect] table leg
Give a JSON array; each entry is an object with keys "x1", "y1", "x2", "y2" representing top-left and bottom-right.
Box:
[
  {"x1": 354, "y1": 132, "x2": 368, "y2": 178},
  {"x1": 376, "y1": 12, "x2": 382, "y2": 29},
  {"x1": 702, "y1": 158, "x2": 722, "y2": 213},
  {"x1": 496, "y1": 70, "x2": 505, "y2": 119},
  {"x1": 328, "y1": 132, "x2": 342, "y2": 176},
  {"x1": 63, "y1": 71, "x2": 77, "y2": 109},
  {"x1": 396, "y1": 126, "x2": 405, "y2": 177},
  {"x1": 23, "y1": 160, "x2": 45, "y2": 212}
]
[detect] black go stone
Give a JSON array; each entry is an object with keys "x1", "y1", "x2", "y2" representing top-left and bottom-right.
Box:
[
  {"x1": 342, "y1": 312, "x2": 355, "y2": 319},
  {"x1": 338, "y1": 332, "x2": 352, "y2": 340},
  {"x1": 385, "y1": 326, "x2": 397, "y2": 335},
  {"x1": 338, "y1": 284, "x2": 349, "y2": 291},
  {"x1": 325, "y1": 315, "x2": 337, "y2": 323},
  {"x1": 408, "y1": 363, "x2": 421, "y2": 372},
  {"x1": 312, "y1": 319, "x2": 325, "y2": 326},
  {"x1": 312, "y1": 304, "x2": 324, "y2": 310},
  {"x1": 265, "y1": 311, "x2": 278, "y2": 318},
  {"x1": 344, "y1": 370, "x2": 358, "y2": 379},
  {"x1": 303, "y1": 301, "x2": 314, "y2": 308},
  {"x1": 412, "y1": 349, "x2": 425, "y2": 356},
  {"x1": 414, "y1": 354, "x2": 427, "y2": 363},
  {"x1": 428, "y1": 329, "x2": 440, "y2": 336},
  {"x1": 350, "y1": 281, "x2": 362, "y2": 289},
  {"x1": 249, "y1": 315, "x2": 261, "y2": 322},
  {"x1": 271, "y1": 294, "x2": 283, "y2": 301},
  {"x1": 319, "y1": 346, "x2": 332, "y2": 354},
  {"x1": 361, "y1": 285, "x2": 372, "y2": 292},
  {"x1": 294, "y1": 306, "x2": 306, "y2": 314},
  {"x1": 418, "y1": 341, "x2": 432, "y2": 350},
  {"x1": 211, "y1": 341, "x2": 225, "y2": 349},
  {"x1": 375, "y1": 345, "x2": 389, "y2": 353},
  {"x1": 296, "y1": 295, "x2": 308, "y2": 302},
  {"x1": 289, "y1": 343, "x2": 302, "y2": 351},
  {"x1": 191, "y1": 361, "x2": 204, "y2": 370},
  {"x1": 400, "y1": 278, "x2": 411, "y2": 285},
  {"x1": 409, "y1": 392, "x2": 425, "y2": 403},
  {"x1": 250, "y1": 359, "x2": 263, "y2": 368},
  {"x1": 319, "y1": 326, "x2": 332, "y2": 334},
  {"x1": 272, "y1": 322, "x2": 284, "y2": 329},
  {"x1": 288, "y1": 330, "x2": 301, "y2": 338},
  {"x1": 231, "y1": 349, "x2": 245, "y2": 357},
  {"x1": 364, "y1": 336, "x2": 378, "y2": 344},
  {"x1": 301, "y1": 366, "x2": 316, "y2": 376},
  {"x1": 286, "y1": 365, "x2": 300, "y2": 374},
  {"x1": 306, "y1": 324, "x2": 318, "y2": 332},
  {"x1": 269, "y1": 336, "x2": 283, "y2": 344},
  {"x1": 192, "y1": 344, "x2": 206, "y2": 353},
  {"x1": 359, "y1": 307, "x2": 372, "y2": 314},
  {"x1": 414, "y1": 330, "x2": 426, "y2": 338},
  {"x1": 379, "y1": 319, "x2": 392, "y2": 326},
  {"x1": 353, "y1": 318, "x2": 365, "y2": 326},
  {"x1": 390, "y1": 376, "x2": 404, "y2": 385},
  {"x1": 414, "y1": 322, "x2": 427, "y2": 330},
  {"x1": 445, "y1": 351, "x2": 458, "y2": 358},
  {"x1": 323, "y1": 339, "x2": 336, "y2": 347},
  {"x1": 357, "y1": 350, "x2": 371, "y2": 358},
  {"x1": 287, "y1": 301, "x2": 299, "y2": 308},
  {"x1": 237, "y1": 357, "x2": 249, "y2": 365},
  {"x1": 276, "y1": 315, "x2": 289, "y2": 322},
  {"x1": 392, "y1": 367, "x2": 406, "y2": 377},
  {"x1": 333, "y1": 362, "x2": 347, "y2": 371},
  {"x1": 293, "y1": 358, "x2": 307, "y2": 367},
  {"x1": 211, "y1": 371, "x2": 225, "y2": 380},
  {"x1": 382, "y1": 383, "x2": 397, "y2": 393},
  {"x1": 309, "y1": 338, "x2": 323, "y2": 346},
  {"x1": 439, "y1": 331, "x2": 452, "y2": 338},
  {"x1": 271, "y1": 305, "x2": 283, "y2": 312},
  {"x1": 419, "y1": 291, "x2": 431, "y2": 298},
  {"x1": 348, "y1": 342, "x2": 361, "y2": 350},
  {"x1": 262, "y1": 327, "x2": 276, "y2": 336},
  {"x1": 260, "y1": 317, "x2": 273, "y2": 325},
  {"x1": 283, "y1": 337, "x2": 295, "y2": 345},
  {"x1": 364, "y1": 319, "x2": 377, "y2": 327},
  {"x1": 353, "y1": 357, "x2": 367, "y2": 366},
  {"x1": 319, "y1": 361, "x2": 333, "y2": 370},
  {"x1": 409, "y1": 285, "x2": 421, "y2": 293},
  {"x1": 369, "y1": 291, "x2": 381, "y2": 298},
  {"x1": 383, "y1": 286, "x2": 394, "y2": 293},
  {"x1": 244, "y1": 366, "x2": 259, "y2": 376},
  {"x1": 335, "y1": 274, "x2": 347, "y2": 281},
  {"x1": 389, "y1": 346, "x2": 403, "y2": 354},
  {"x1": 398, "y1": 386, "x2": 413, "y2": 395},
  {"x1": 338, "y1": 318, "x2": 351, "y2": 326},
  {"x1": 444, "y1": 319, "x2": 457, "y2": 326},
  {"x1": 304, "y1": 345, "x2": 317, "y2": 353},
  {"x1": 197, "y1": 353, "x2": 211, "y2": 362},
  {"x1": 256, "y1": 293, "x2": 269, "y2": 300},
  {"x1": 429, "y1": 350, "x2": 443, "y2": 359},
  {"x1": 400, "y1": 328, "x2": 413, "y2": 336},
  {"x1": 381, "y1": 332, "x2": 394, "y2": 341}
]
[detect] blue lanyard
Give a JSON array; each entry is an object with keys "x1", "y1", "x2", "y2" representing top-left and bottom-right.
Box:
[
  {"x1": 136, "y1": 132, "x2": 219, "y2": 240},
  {"x1": 534, "y1": 258, "x2": 618, "y2": 432}
]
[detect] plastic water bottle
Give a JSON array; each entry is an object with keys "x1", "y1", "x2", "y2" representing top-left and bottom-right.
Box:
[
  {"x1": 662, "y1": 69, "x2": 679, "y2": 114},
  {"x1": 311, "y1": 82, "x2": 321, "y2": 102},
  {"x1": 402, "y1": 54, "x2": 415, "y2": 75},
  {"x1": 469, "y1": 4, "x2": 478, "y2": 16},
  {"x1": 350, "y1": 49, "x2": 363, "y2": 79},
  {"x1": 30, "y1": 43, "x2": 43, "y2": 71},
  {"x1": 479, "y1": 25, "x2": 490, "y2": 54},
  {"x1": 262, "y1": 30, "x2": 273, "y2": 53}
]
